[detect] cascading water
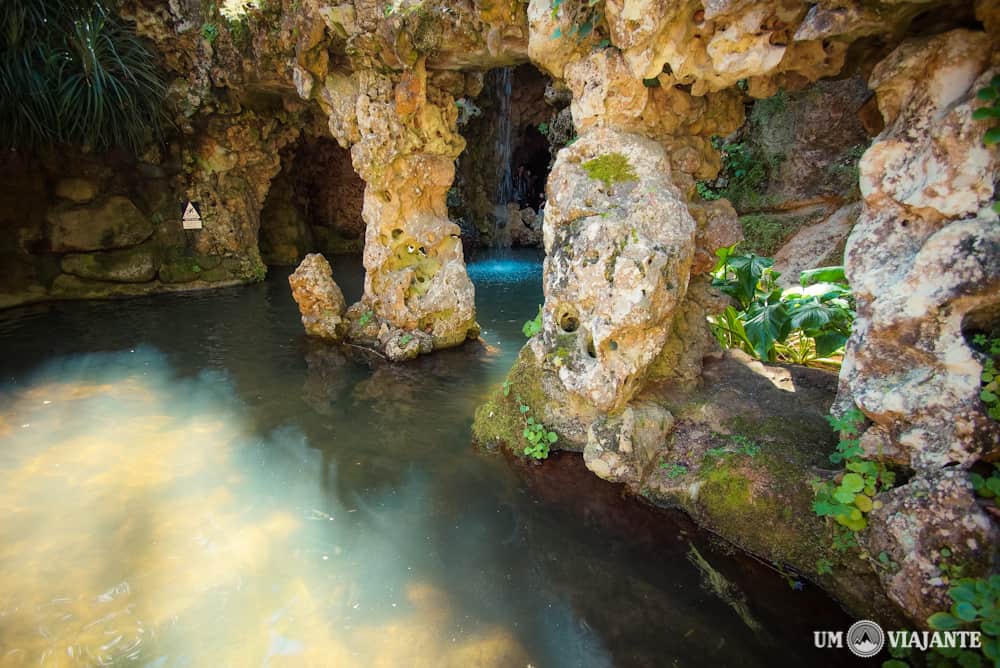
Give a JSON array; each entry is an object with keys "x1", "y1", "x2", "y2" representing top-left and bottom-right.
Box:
[{"x1": 492, "y1": 67, "x2": 514, "y2": 247}]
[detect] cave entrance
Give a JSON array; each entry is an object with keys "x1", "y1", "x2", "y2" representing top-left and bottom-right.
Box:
[
  {"x1": 451, "y1": 63, "x2": 570, "y2": 251},
  {"x1": 259, "y1": 134, "x2": 365, "y2": 266}
]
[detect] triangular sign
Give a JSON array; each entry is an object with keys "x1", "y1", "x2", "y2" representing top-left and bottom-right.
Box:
[{"x1": 182, "y1": 201, "x2": 203, "y2": 230}]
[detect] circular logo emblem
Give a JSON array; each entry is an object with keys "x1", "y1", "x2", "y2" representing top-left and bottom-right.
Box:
[{"x1": 847, "y1": 620, "x2": 885, "y2": 658}]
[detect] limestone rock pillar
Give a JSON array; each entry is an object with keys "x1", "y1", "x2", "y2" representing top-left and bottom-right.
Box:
[{"x1": 321, "y1": 62, "x2": 478, "y2": 354}]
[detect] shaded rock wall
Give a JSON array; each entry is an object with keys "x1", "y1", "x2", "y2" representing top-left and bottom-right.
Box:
[{"x1": 260, "y1": 134, "x2": 366, "y2": 265}]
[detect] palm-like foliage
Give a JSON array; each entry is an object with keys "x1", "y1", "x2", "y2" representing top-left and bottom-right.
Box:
[{"x1": 0, "y1": 0, "x2": 167, "y2": 152}]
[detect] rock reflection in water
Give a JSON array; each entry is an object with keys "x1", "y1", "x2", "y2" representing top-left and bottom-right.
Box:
[{"x1": 0, "y1": 349, "x2": 540, "y2": 666}]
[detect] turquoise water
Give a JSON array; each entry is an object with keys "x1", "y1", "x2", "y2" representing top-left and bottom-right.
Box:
[{"x1": 0, "y1": 250, "x2": 857, "y2": 666}]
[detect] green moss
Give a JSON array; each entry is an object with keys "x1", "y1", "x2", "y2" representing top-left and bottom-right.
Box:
[
  {"x1": 472, "y1": 347, "x2": 547, "y2": 456},
  {"x1": 694, "y1": 450, "x2": 829, "y2": 569},
  {"x1": 582, "y1": 153, "x2": 638, "y2": 188}
]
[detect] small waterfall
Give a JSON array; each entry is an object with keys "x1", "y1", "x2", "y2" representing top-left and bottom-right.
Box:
[{"x1": 492, "y1": 67, "x2": 514, "y2": 246}]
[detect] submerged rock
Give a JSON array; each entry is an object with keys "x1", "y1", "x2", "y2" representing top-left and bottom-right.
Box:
[{"x1": 288, "y1": 253, "x2": 347, "y2": 341}]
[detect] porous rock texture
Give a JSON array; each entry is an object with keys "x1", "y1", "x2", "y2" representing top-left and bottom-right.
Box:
[
  {"x1": 473, "y1": 0, "x2": 1000, "y2": 629},
  {"x1": 288, "y1": 253, "x2": 347, "y2": 341},
  {"x1": 835, "y1": 29, "x2": 1000, "y2": 623}
]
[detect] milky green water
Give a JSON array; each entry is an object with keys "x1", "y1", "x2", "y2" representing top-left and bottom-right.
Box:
[{"x1": 0, "y1": 250, "x2": 857, "y2": 667}]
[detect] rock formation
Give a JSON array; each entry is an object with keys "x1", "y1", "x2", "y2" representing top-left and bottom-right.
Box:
[
  {"x1": 836, "y1": 29, "x2": 1000, "y2": 622},
  {"x1": 2, "y1": 0, "x2": 998, "y2": 630},
  {"x1": 288, "y1": 253, "x2": 347, "y2": 341}
]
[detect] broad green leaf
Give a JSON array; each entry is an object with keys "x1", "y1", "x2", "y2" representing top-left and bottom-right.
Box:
[
  {"x1": 854, "y1": 494, "x2": 873, "y2": 512},
  {"x1": 986, "y1": 126, "x2": 1000, "y2": 145},
  {"x1": 814, "y1": 331, "x2": 849, "y2": 357},
  {"x1": 956, "y1": 649, "x2": 983, "y2": 668},
  {"x1": 788, "y1": 298, "x2": 833, "y2": 331},
  {"x1": 727, "y1": 254, "x2": 774, "y2": 307},
  {"x1": 833, "y1": 488, "x2": 856, "y2": 503},
  {"x1": 743, "y1": 300, "x2": 789, "y2": 360},
  {"x1": 973, "y1": 107, "x2": 1000, "y2": 121},
  {"x1": 928, "y1": 612, "x2": 962, "y2": 631},
  {"x1": 841, "y1": 472, "x2": 865, "y2": 492},
  {"x1": 799, "y1": 265, "x2": 846, "y2": 287},
  {"x1": 979, "y1": 87, "x2": 999, "y2": 101},
  {"x1": 954, "y1": 601, "x2": 979, "y2": 622}
]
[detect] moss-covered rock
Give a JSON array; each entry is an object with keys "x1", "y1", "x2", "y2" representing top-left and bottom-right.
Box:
[
  {"x1": 47, "y1": 196, "x2": 153, "y2": 252},
  {"x1": 636, "y1": 352, "x2": 907, "y2": 626},
  {"x1": 60, "y1": 243, "x2": 159, "y2": 283}
]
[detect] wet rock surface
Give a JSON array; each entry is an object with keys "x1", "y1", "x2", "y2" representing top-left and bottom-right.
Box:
[{"x1": 288, "y1": 253, "x2": 347, "y2": 341}]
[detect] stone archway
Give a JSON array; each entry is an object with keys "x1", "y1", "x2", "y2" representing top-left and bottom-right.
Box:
[{"x1": 259, "y1": 134, "x2": 366, "y2": 266}]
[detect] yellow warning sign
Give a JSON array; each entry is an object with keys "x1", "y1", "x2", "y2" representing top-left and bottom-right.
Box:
[{"x1": 182, "y1": 202, "x2": 202, "y2": 230}]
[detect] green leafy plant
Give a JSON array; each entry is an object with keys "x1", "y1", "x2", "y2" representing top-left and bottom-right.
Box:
[
  {"x1": 972, "y1": 464, "x2": 1000, "y2": 504},
  {"x1": 729, "y1": 434, "x2": 761, "y2": 457},
  {"x1": 708, "y1": 248, "x2": 855, "y2": 368},
  {"x1": 359, "y1": 310, "x2": 374, "y2": 327},
  {"x1": 925, "y1": 575, "x2": 1000, "y2": 667},
  {"x1": 522, "y1": 306, "x2": 543, "y2": 338},
  {"x1": 695, "y1": 139, "x2": 770, "y2": 206},
  {"x1": 696, "y1": 181, "x2": 721, "y2": 201},
  {"x1": 974, "y1": 76, "x2": 1000, "y2": 215},
  {"x1": 937, "y1": 547, "x2": 967, "y2": 585},
  {"x1": 972, "y1": 334, "x2": 1000, "y2": 421},
  {"x1": 812, "y1": 408, "x2": 895, "y2": 537},
  {"x1": 516, "y1": 395, "x2": 557, "y2": 459},
  {"x1": 0, "y1": 0, "x2": 168, "y2": 152},
  {"x1": 537, "y1": 121, "x2": 549, "y2": 136},
  {"x1": 582, "y1": 152, "x2": 638, "y2": 188},
  {"x1": 399, "y1": 333, "x2": 414, "y2": 347},
  {"x1": 660, "y1": 461, "x2": 689, "y2": 479},
  {"x1": 201, "y1": 21, "x2": 220, "y2": 43}
]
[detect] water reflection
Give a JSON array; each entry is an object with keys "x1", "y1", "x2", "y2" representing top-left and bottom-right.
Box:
[
  {"x1": 0, "y1": 251, "x2": 857, "y2": 667},
  {"x1": 0, "y1": 349, "x2": 552, "y2": 666}
]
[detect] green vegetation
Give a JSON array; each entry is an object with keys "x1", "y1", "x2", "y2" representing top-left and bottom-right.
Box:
[
  {"x1": 708, "y1": 247, "x2": 855, "y2": 368},
  {"x1": 974, "y1": 76, "x2": 1000, "y2": 215},
  {"x1": 810, "y1": 409, "x2": 896, "y2": 575},
  {"x1": 887, "y1": 575, "x2": 1000, "y2": 668},
  {"x1": 202, "y1": 21, "x2": 220, "y2": 43},
  {"x1": 973, "y1": 334, "x2": 1000, "y2": 421},
  {"x1": 359, "y1": 310, "x2": 375, "y2": 327},
  {"x1": 582, "y1": 153, "x2": 638, "y2": 188},
  {"x1": 704, "y1": 433, "x2": 763, "y2": 460},
  {"x1": 737, "y1": 212, "x2": 820, "y2": 258},
  {"x1": 501, "y1": 372, "x2": 557, "y2": 459},
  {"x1": 0, "y1": 0, "x2": 168, "y2": 152},
  {"x1": 519, "y1": 400, "x2": 557, "y2": 459},
  {"x1": 537, "y1": 121, "x2": 550, "y2": 136},
  {"x1": 522, "y1": 306, "x2": 543, "y2": 338},
  {"x1": 696, "y1": 137, "x2": 777, "y2": 210},
  {"x1": 660, "y1": 461, "x2": 689, "y2": 479},
  {"x1": 972, "y1": 464, "x2": 1000, "y2": 504}
]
